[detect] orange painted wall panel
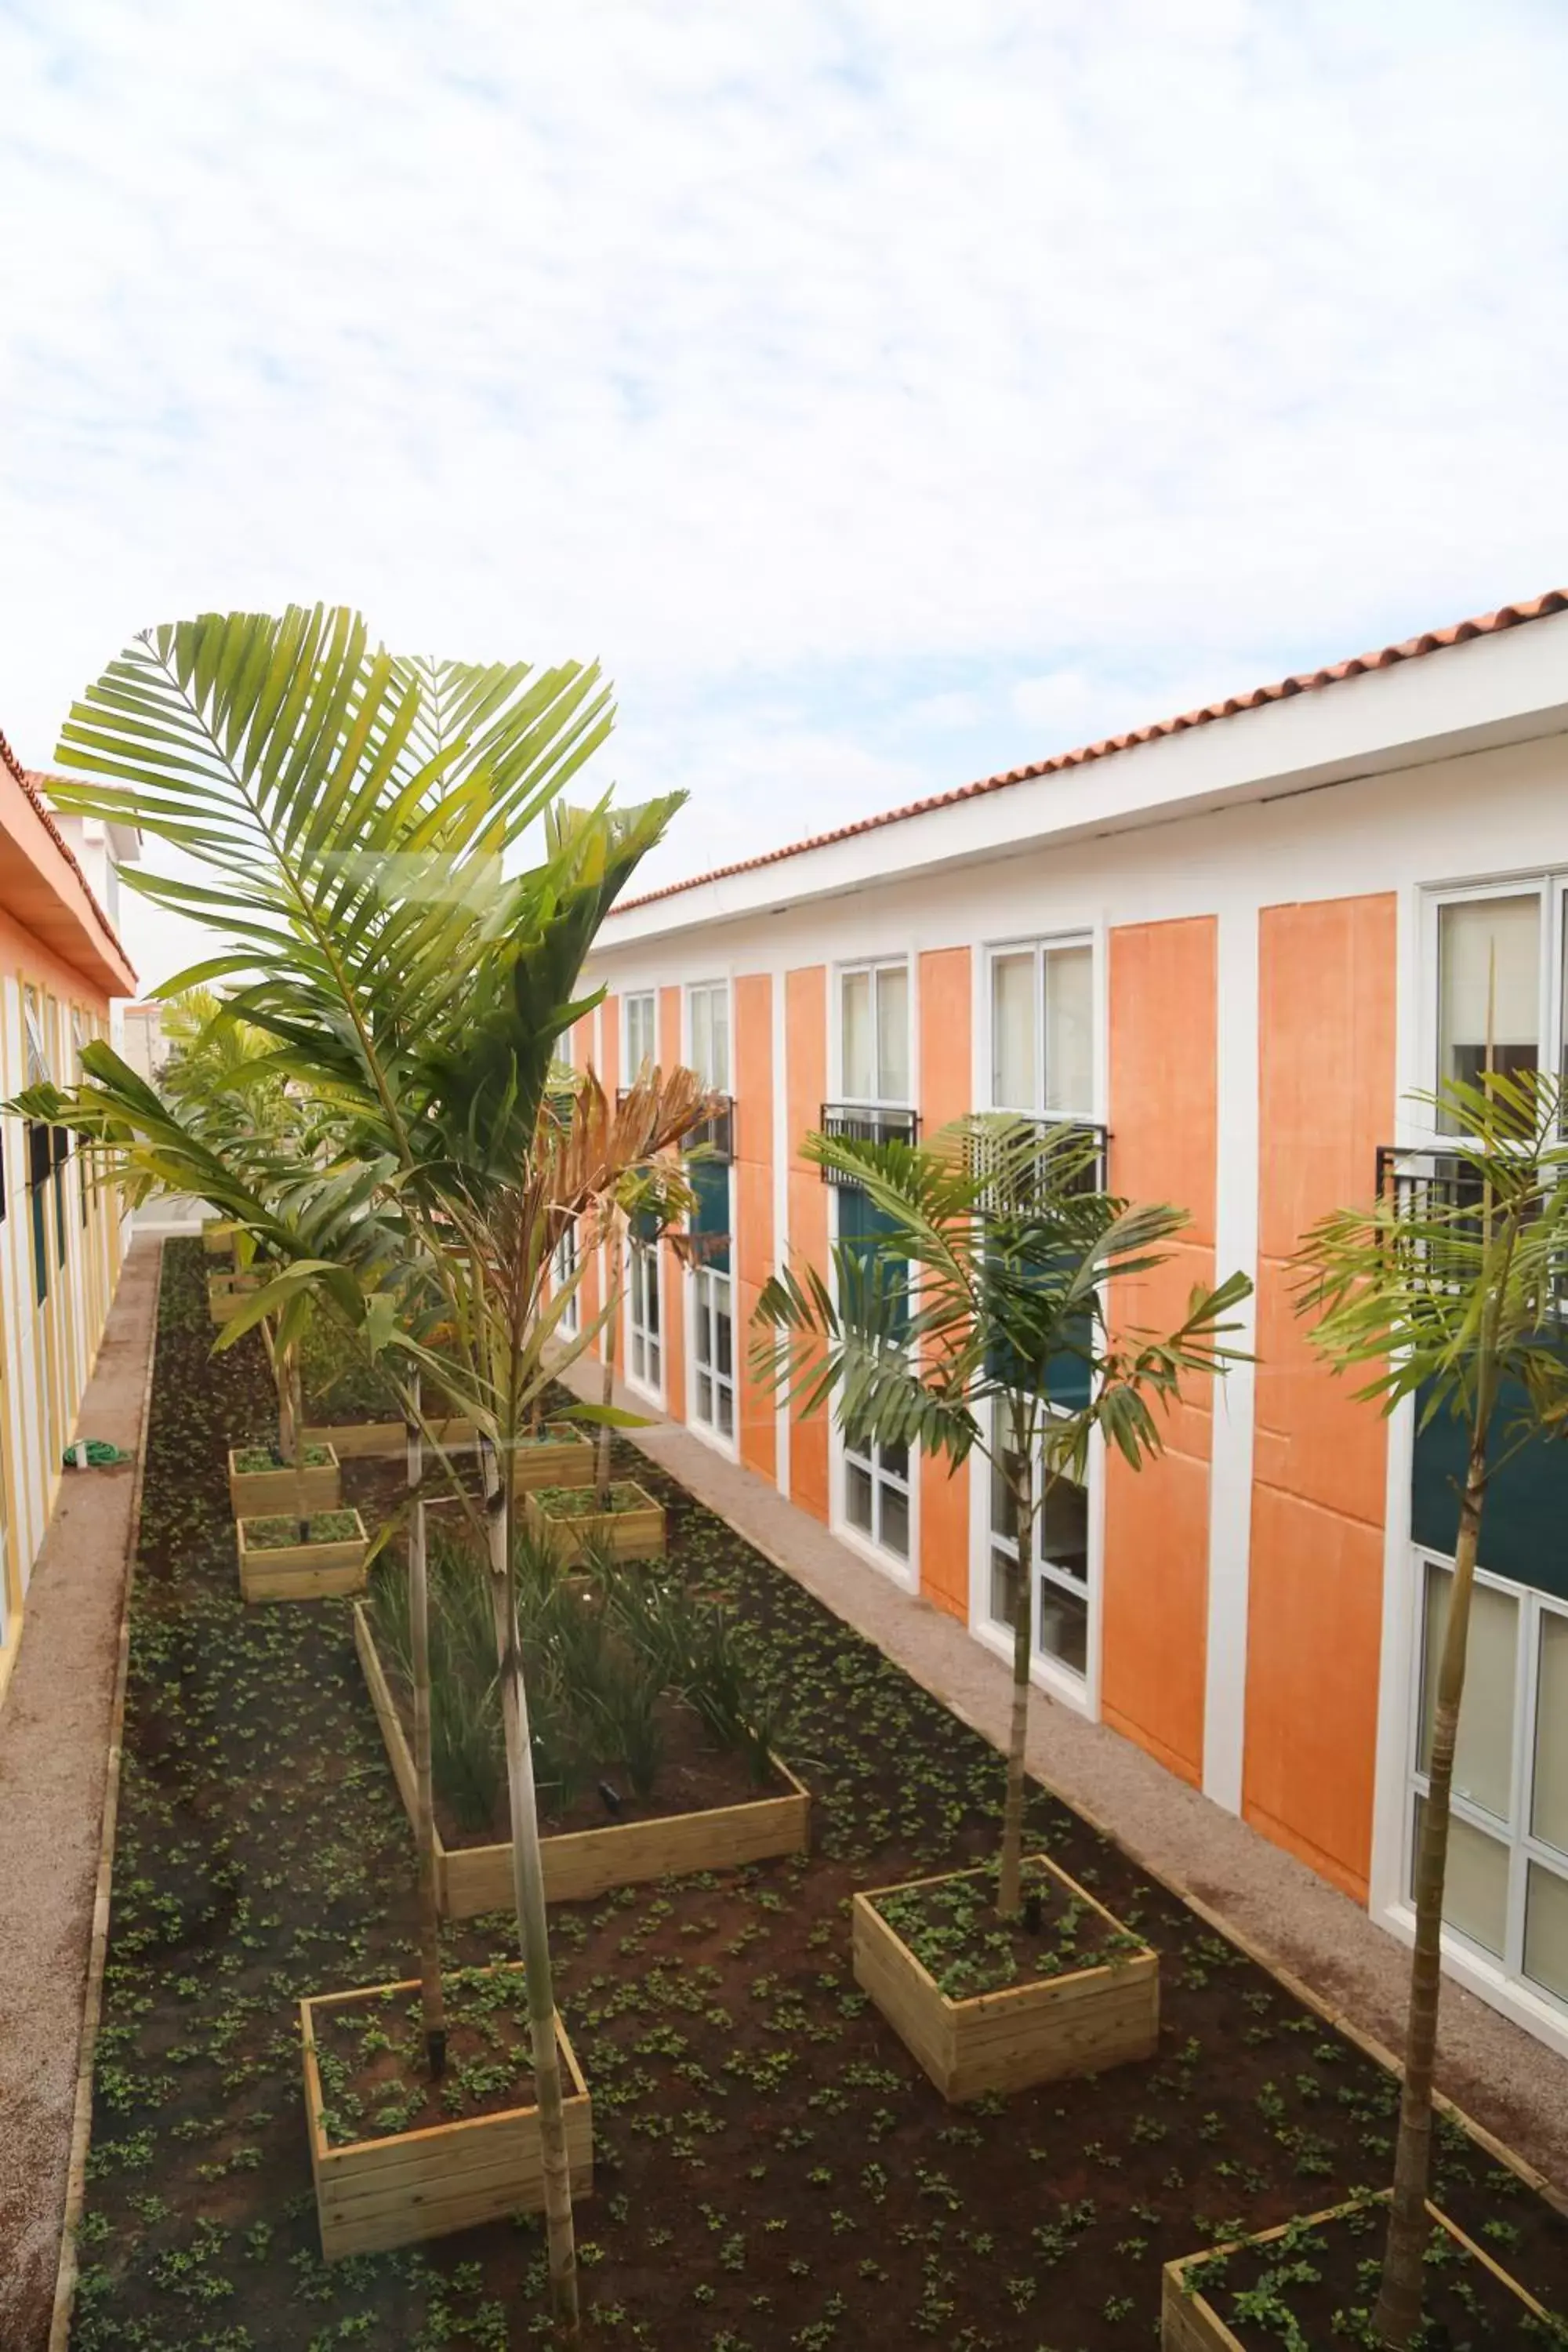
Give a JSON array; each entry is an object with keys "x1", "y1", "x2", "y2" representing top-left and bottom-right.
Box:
[
  {"x1": 918, "y1": 947, "x2": 972, "y2": 1619},
  {"x1": 734, "y1": 975, "x2": 776, "y2": 1483},
  {"x1": 1101, "y1": 916, "x2": 1217, "y2": 1787},
  {"x1": 657, "y1": 986, "x2": 686, "y2": 1421},
  {"x1": 1244, "y1": 893, "x2": 1396, "y2": 1900},
  {"x1": 786, "y1": 966, "x2": 829, "y2": 1523}
]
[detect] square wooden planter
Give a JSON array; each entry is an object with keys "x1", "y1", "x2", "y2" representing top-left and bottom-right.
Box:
[
  {"x1": 851, "y1": 1856, "x2": 1159, "y2": 2103},
  {"x1": 299, "y1": 1969, "x2": 592, "y2": 2259},
  {"x1": 209, "y1": 1272, "x2": 263, "y2": 1326},
  {"x1": 523, "y1": 1481, "x2": 666, "y2": 1564},
  {"x1": 237, "y1": 1512, "x2": 369, "y2": 1602},
  {"x1": 1161, "y1": 2195, "x2": 1553, "y2": 2351},
  {"x1": 227, "y1": 1444, "x2": 342, "y2": 1519},
  {"x1": 299, "y1": 1414, "x2": 479, "y2": 1461},
  {"x1": 507, "y1": 1423, "x2": 595, "y2": 1493},
  {"x1": 354, "y1": 1602, "x2": 811, "y2": 1915},
  {"x1": 201, "y1": 1218, "x2": 237, "y2": 1257}
]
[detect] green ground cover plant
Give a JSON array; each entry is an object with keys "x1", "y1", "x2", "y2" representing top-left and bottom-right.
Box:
[
  {"x1": 872, "y1": 1860, "x2": 1145, "y2": 2001},
  {"x1": 241, "y1": 1510, "x2": 361, "y2": 1549},
  {"x1": 231, "y1": 1443, "x2": 334, "y2": 1477},
  {"x1": 531, "y1": 1484, "x2": 652, "y2": 1521},
  {"x1": 67, "y1": 1241, "x2": 1568, "y2": 2351}
]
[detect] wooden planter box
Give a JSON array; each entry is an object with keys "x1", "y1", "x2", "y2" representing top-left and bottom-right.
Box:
[
  {"x1": 201, "y1": 1218, "x2": 237, "y2": 1257},
  {"x1": 209, "y1": 1273, "x2": 263, "y2": 1326},
  {"x1": 237, "y1": 1512, "x2": 369, "y2": 1602},
  {"x1": 227, "y1": 1444, "x2": 342, "y2": 1519},
  {"x1": 1161, "y1": 2196, "x2": 1553, "y2": 2351},
  {"x1": 299, "y1": 1969, "x2": 592, "y2": 2259},
  {"x1": 300, "y1": 1415, "x2": 478, "y2": 1462},
  {"x1": 851, "y1": 1857, "x2": 1158, "y2": 2102},
  {"x1": 507, "y1": 1424, "x2": 595, "y2": 1493},
  {"x1": 354, "y1": 1602, "x2": 811, "y2": 1916},
  {"x1": 523, "y1": 1481, "x2": 666, "y2": 1564}
]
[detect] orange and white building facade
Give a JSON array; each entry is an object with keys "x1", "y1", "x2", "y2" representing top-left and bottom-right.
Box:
[
  {"x1": 0, "y1": 729, "x2": 136, "y2": 1709},
  {"x1": 576, "y1": 589, "x2": 1568, "y2": 2056}
]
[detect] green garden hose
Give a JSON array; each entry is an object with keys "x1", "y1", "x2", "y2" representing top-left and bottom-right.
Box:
[{"x1": 63, "y1": 1439, "x2": 131, "y2": 1468}]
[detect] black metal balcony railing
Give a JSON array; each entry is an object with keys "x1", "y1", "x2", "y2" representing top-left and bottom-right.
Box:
[
  {"x1": 818, "y1": 1102, "x2": 920, "y2": 1183},
  {"x1": 968, "y1": 1116, "x2": 1109, "y2": 1210},
  {"x1": 1374, "y1": 1143, "x2": 1567, "y2": 1294}
]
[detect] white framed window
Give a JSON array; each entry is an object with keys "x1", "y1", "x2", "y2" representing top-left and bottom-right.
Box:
[
  {"x1": 1425, "y1": 878, "x2": 1565, "y2": 1132},
  {"x1": 838, "y1": 960, "x2": 909, "y2": 1105},
  {"x1": 988, "y1": 938, "x2": 1094, "y2": 1116},
  {"x1": 1407, "y1": 1554, "x2": 1568, "y2": 2012},
  {"x1": 623, "y1": 991, "x2": 657, "y2": 1079},
  {"x1": 691, "y1": 1266, "x2": 735, "y2": 1442},
  {"x1": 985, "y1": 1399, "x2": 1091, "y2": 1682},
  {"x1": 626, "y1": 1234, "x2": 662, "y2": 1394},
  {"x1": 687, "y1": 981, "x2": 730, "y2": 1094},
  {"x1": 552, "y1": 1223, "x2": 579, "y2": 1337}
]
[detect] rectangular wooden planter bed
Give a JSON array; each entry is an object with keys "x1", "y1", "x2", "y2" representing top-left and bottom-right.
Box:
[
  {"x1": 523, "y1": 1479, "x2": 666, "y2": 1564},
  {"x1": 354, "y1": 1601, "x2": 811, "y2": 1915},
  {"x1": 227, "y1": 1443, "x2": 342, "y2": 1519},
  {"x1": 237, "y1": 1512, "x2": 369, "y2": 1602},
  {"x1": 299, "y1": 1969, "x2": 592, "y2": 2259},
  {"x1": 201, "y1": 1218, "x2": 237, "y2": 1256},
  {"x1": 507, "y1": 1423, "x2": 595, "y2": 1493},
  {"x1": 851, "y1": 1856, "x2": 1158, "y2": 2102},
  {"x1": 299, "y1": 1414, "x2": 478, "y2": 1462},
  {"x1": 1160, "y1": 2194, "x2": 1555, "y2": 2351},
  {"x1": 208, "y1": 1273, "x2": 263, "y2": 1326}
]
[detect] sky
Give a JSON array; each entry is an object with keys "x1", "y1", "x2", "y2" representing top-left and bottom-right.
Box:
[{"x1": 3, "y1": 0, "x2": 1568, "y2": 989}]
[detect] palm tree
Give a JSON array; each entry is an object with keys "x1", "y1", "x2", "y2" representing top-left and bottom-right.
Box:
[
  {"x1": 1294, "y1": 1066, "x2": 1568, "y2": 2349},
  {"x1": 753, "y1": 1116, "x2": 1249, "y2": 1915},
  {"x1": 29, "y1": 606, "x2": 707, "y2": 2337}
]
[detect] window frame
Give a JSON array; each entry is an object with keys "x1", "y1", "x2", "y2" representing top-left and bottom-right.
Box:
[
  {"x1": 984, "y1": 1396, "x2": 1093, "y2": 1689},
  {"x1": 622, "y1": 990, "x2": 658, "y2": 1080},
  {"x1": 1406, "y1": 1546, "x2": 1568, "y2": 2013},
  {"x1": 623, "y1": 1229, "x2": 663, "y2": 1402},
  {"x1": 834, "y1": 956, "x2": 913, "y2": 1109},
  {"x1": 552, "y1": 1223, "x2": 580, "y2": 1338},
  {"x1": 684, "y1": 978, "x2": 731, "y2": 1096},
  {"x1": 1420, "y1": 875, "x2": 1562, "y2": 1134},
  {"x1": 984, "y1": 932, "x2": 1098, "y2": 1121}
]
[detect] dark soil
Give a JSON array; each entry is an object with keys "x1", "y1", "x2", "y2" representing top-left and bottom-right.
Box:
[
  {"x1": 311, "y1": 1966, "x2": 549, "y2": 2146},
  {"x1": 872, "y1": 1857, "x2": 1146, "y2": 1999},
  {"x1": 68, "y1": 1240, "x2": 1568, "y2": 2350},
  {"x1": 1179, "y1": 2195, "x2": 1568, "y2": 2347}
]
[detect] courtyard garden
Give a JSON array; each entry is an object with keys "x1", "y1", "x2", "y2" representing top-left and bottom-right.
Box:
[{"x1": 64, "y1": 1236, "x2": 1568, "y2": 2350}]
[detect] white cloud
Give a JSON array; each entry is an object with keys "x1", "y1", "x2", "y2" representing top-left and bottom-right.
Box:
[{"x1": 2, "y1": 0, "x2": 1567, "y2": 980}]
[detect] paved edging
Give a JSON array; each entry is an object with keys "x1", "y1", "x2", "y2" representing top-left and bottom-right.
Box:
[{"x1": 47, "y1": 1241, "x2": 162, "y2": 2352}]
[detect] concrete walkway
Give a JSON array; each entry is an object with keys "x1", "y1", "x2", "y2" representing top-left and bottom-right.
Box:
[
  {"x1": 0, "y1": 1240, "x2": 160, "y2": 2352},
  {"x1": 557, "y1": 1355, "x2": 1568, "y2": 2201}
]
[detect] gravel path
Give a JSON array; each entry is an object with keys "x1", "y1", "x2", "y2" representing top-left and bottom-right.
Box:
[
  {"x1": 556, "y1": 1351, "x2": 1568, "y2": 2202},
  {"x1": 0, "y1": 1240, "x2": 159, "y2": 2352}
]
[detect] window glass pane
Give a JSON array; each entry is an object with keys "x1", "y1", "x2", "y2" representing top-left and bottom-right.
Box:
[
  {"x1": 842, "y1": 972, "x2": 872, "y2": 1098},
  {"x1": 1523, "y1": 1861, "x2": 1568, "y2": 2002},
  {"x1": 879, "y1": 1483, "x2": 909, "y2": 1558},
  {"x1": 1533, "y1": 1610, "x2": 1568, "y2": 1857},
  {"x1": 991, "y1": 953, "x2": 1036, "y2": 1109},
  {"x1": 990, "y1": 1547, "x2": 1020, "y2": 1627},
  {"x1": 714, "y1": 1290, "x2": 733, "y2": 1378},
  {"x1": 1042, "y1": 1470, "x2": 1090, "y2": 1590},
  {"x1": 880, "y1": 1436, "x2": 909, "y2": 1486},
  {"x1": 709, "y1": 989, "x2": 730, "y2": 1093},
  {"x1": 846, "y1": 1459, "x2": 873, "y2": 1533},
  {"x1": 1038, "y1": 1578, "x2": 1088, "y2": 1675},
  {"x1": 1413, "y1": 1797, "x2": 1510, "y2": 1956},
  {"x1": 1438, "y1": 896, "x2": 1539, "y2": 1116},
  {"x1": 1420, "y1": 1563, "x2": 1517, "y2": 1821},
  {"x1": 876, "y1": 966, "x2": 909, "y2": 1102},
  {"x1": 717, "y1": 1385, "x2": 734, "y2": 1438},
  {"x1": 1044, "y1": 946, "x2": 1094, "y2": 1116},
  {"x1": 690, "y1": 989, "x2": 710, "y2": 1085}
]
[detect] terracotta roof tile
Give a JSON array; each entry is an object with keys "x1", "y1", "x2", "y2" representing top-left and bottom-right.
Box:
[
  {"x1": 617, "y1": 588, "x2": 1568, "y2": 914},
  {"x1": 0, "y1": 728, "x2": 136, "y2": 978}
]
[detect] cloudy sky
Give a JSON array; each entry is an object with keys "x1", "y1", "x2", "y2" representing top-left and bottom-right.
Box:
[{"x1": 3, "y1": 0, "x2": 1567, "y2": 987}]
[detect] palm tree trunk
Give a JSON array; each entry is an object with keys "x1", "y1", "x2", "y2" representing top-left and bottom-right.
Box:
[
  {"x1": 1371, "y1": 1437, "x2": 1486, "y2": 2349},
  {"x1": 596, "y1": 1221, "x2": 622, "y2": 1503},
  {"x1": 482, "y1": 1435, "x2": 579, "y2": 2337},
  {"x1": 406, "y1": 1409, "x2": 446, "y2": 2078},
  {"x1": 280, "y1": 1342, "x2": 308, "y2": 1543},
  {"x1": 997, "y1": 1446, "x2": 1035, "y2": 1918}
]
